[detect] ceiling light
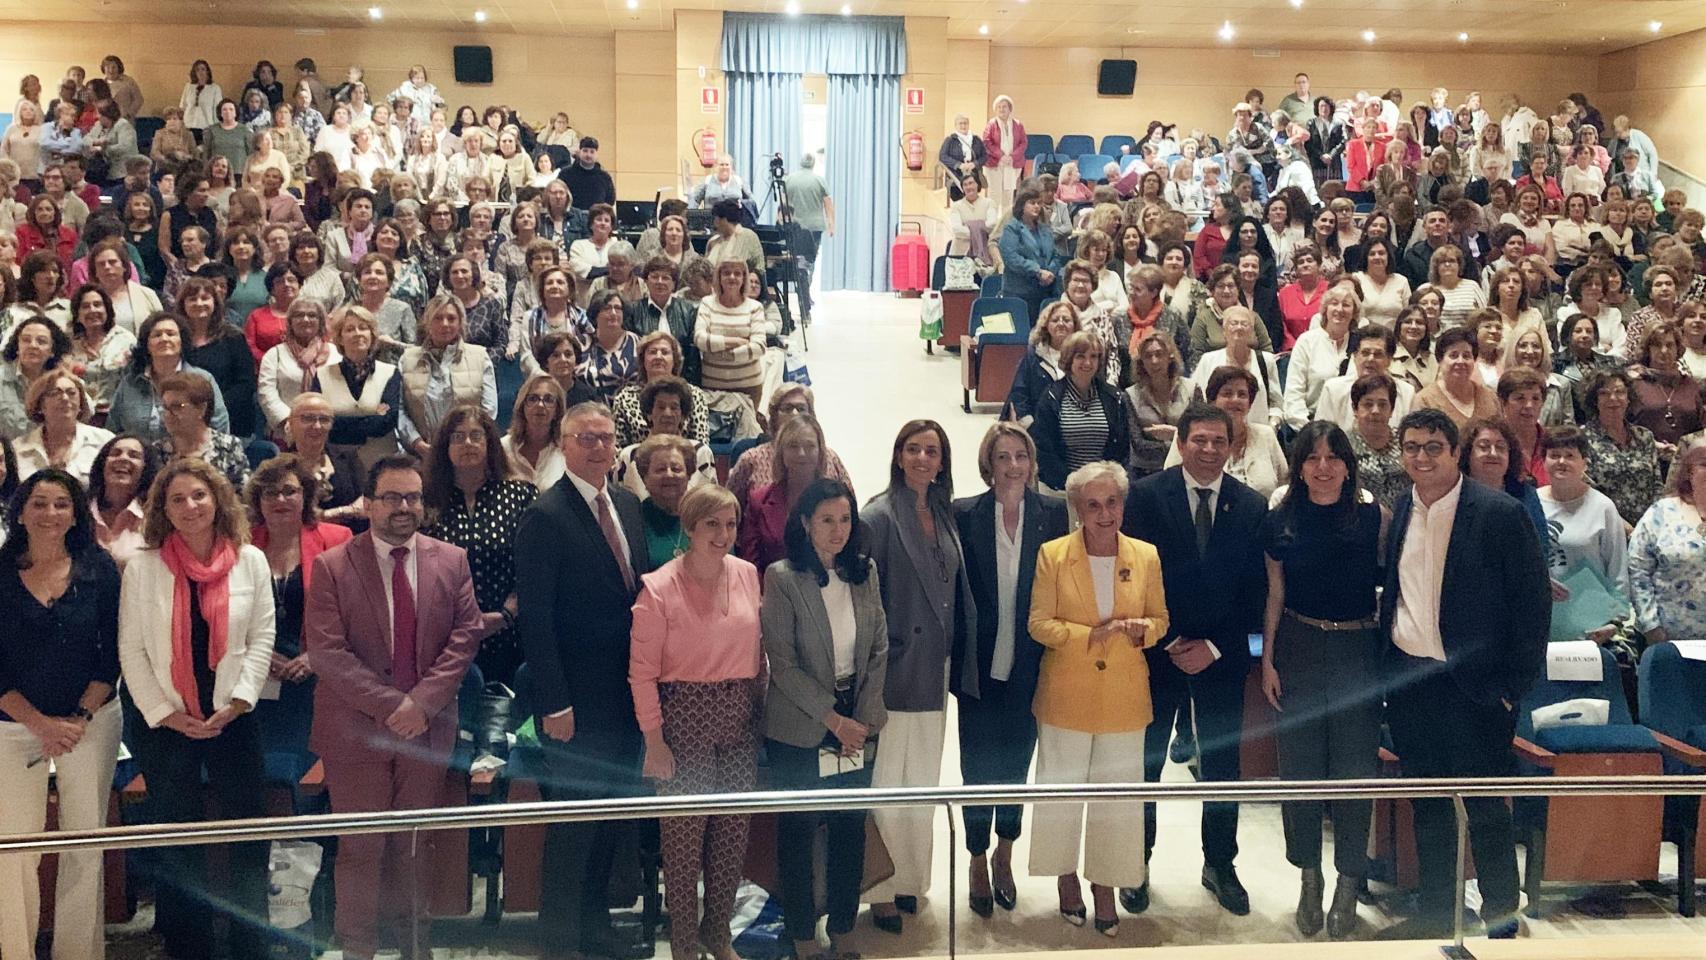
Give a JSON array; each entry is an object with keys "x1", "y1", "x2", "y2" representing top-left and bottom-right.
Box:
[
  {"x1": 626, "y1": 0, "x2": 638, "y2": 8},
  {"x1": 1362, "y1": 29, "x2": 1376, "y2": 42},
  {"x1": 473, "y1": 8, "x2": 486, "y2": 21},
  {"x1": 1457, "y1": 32, "x2": 1468, "y2": 42},
  {"x1": 1289, "y1": 0, "x2": 1303, "y2": 8},
  {"x1": 978, "y1": 23, "x2": 989, "y2": 35},
  {"x1": 1218, "y1": 20, "x2": 1235, "y2": 41},
  {"x1": 367, "y1": 6, "x2": 381, "y2": 19},
  {"x1": 840, "y1": 3, "x2": 851, "y2": 13},
  {"x1": 783, "y1": 0, "x2": 800, "y2": 15},
  {"x1": 1650, "y1": 20, "x2": 1663, "y2": 32}
]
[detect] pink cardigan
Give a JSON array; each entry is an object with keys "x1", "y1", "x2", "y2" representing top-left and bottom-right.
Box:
[
  {"x1": 982, "y1": 119, "x2": 1028, "y2": 169},
  {"x1": 628, "y1": 554, "x2": 764, "y2": 733}
]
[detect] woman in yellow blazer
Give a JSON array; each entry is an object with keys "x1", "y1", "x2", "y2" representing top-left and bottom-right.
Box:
[{"x1": 1027, "y1": 460, "x2": 1169, "y2": 938}]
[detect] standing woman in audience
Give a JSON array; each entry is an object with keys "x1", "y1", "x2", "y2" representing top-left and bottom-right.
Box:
[
  {"x1": 1032, "y1": 332, "x2": 1134, "y2": 494},
  {"x1": 242, "y1": 263, "x2": 298, "y2": 365},
  {"x1": 13, "y1": 371, "x2": 110, "y2": 485},
  {"x1": 278, "y1": 393, "x2": 363, "y2": 521},
  {"x1": 178, "y1": 277, "x2": 258, "y2": 439},
  {"x1": 0, "y1": 468, "x2": 124, "y2": 960},
  {"x1": 1537, "y1": 427, "x2": 1630, "y2": 644},
  {"x1": 245, "y1": 453, "x2": 351, "y2": 770},
  {"x1": 159, "y1": 174, "x2": 220, "y2": 281},
  {"x1": 762, "y1": 478, "x2": 887, "y2": 960},
  {"x1": 502, "y1": 373, "x2": 565, "y2": 489},
  {"x1": 152, "y1": 372, "x2": 249, "y2": 490},
  {"x1": 1629, "y1": 322, "x2": 1701, "y2": 460},
  {"x1": 202, "y1": 99, "x2": 251, "y2": 183},
  {"x1": 1582, "y1": 368, "x2": 1664, "y2": 527},
  {"x1": 1128, "y1": 330, "x2": 1198, "y2": 479},
  {"x1": 632, "y1": 434, "x2": 695, "y2": 567},
  {"x1": 269, "y1": 104, "x2": 310, "y2": 183},
  {"x1": 1260, "y1": 422, "x2": 1385, "y2": 939},
  {"x1": 611, "y1": 333, "x2": 710, "y2": 448},
  {"x1": 1428, "y1": 246, "x2": 1487, "y2": 330},
  {"x1": 1629, "y1": 439, "x2": 1706, "y2": 645},
  {"x1": 1000, "y1": 184, "x2": 1062, "y2": 322},
  {"x1": 67, "y1": 283, "x2": 137, "y2": 416},
  {"x1": 531, "y1": 332, "x2": 598, "y2": 409},
  {"x1": 1282, "y1": 284, "x2": 1359, "y2": 430},
  {"x1": 862, "y1": 420, "x2": 974, "y2": 934},
  {"x1": 120, "y1": 457, "x2": 273, "y2": 960},
  {"x1": 257, "y1": 299, "x2": 335, "y2": 440},
  {"x1": 1414, "y1": 326, "x2": 1499, "y2": 431},
  {"x1": 441, "y1": 253, "x2": 507, "y2": 363},
  {"x1": 398, "y1": 294, "x2": 496, "y2": 457},
  {"x1": 1354, "y1": 239, "x2": 1410, "y2": 328},
  {"x1": 953, "y1": 422, "x2": 1069, "y2": 918},
  {"x1": 423, "y1": 403, "x2": 535, "y2": 686},
  {"x1": 1027, "y1": 459, "x2": 1167, "y2": 937},
  {"x1": 737, "y1": 414, "x2": 828, "y2": 577},
  {"x1": 1347, "y1": 373, "x2": 1412, "y2": 509},
  {"x1": 349, "y1": 251, "x2": 415, "y2": 357},
  {"x1": 9, "y1": 253, "x2": 70, "y2": 332},
  {"x1": 1, "y1": 314, "x2": 73, "y2": 442},
  {"x1": 582, "y1": 290, "x2": 642, "y2": 404},
  {"x1": 317, "y1": 306, "x2": 401, "y2": 472},
  {"x1": 106, "y1": 312, "x2": 230, "y2": 440},
  {"x1": 1169, "y1": 366, "x2": 1291, "y2": 499},
  {"x1": 629, "y1": 481, "x2": 762, "y2": 960},
  {"x1": 1461, "y1": 417, "x2": 1548, "y2": 540},
  {"x1": 694, "y1": 260, "x2": 766, "y2": 408},
  {"x1": 1193, "y1": 305, "x2": 1282, "y2": 431}
]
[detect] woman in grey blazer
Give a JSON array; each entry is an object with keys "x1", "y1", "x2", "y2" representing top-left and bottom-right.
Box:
[
  {"x1": 761, "y1": 478, "x2": 888, "y2": 960},
  {"x1": 860, "y1": 419, "x2": 978, "y2": 933}
]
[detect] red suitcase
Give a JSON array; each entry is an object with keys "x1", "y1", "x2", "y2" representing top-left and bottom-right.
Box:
[{"x1": 890, "y1": 221, "x2": 929, "y2": 294}]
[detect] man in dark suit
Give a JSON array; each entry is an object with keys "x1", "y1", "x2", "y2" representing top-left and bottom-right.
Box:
[
  {"x1": 952, "y1": 423, "x2": 1070, "y2": 915},
  {"x1": 1120, "y1": 402, "x2": 1268, "y2": 917},
  {"x1": 515, "y1": 400, "x2": 656, "y2": 960},
  {"x1": 1378, "y1": 409, "x2": 1549, "y2": 939},
  {"x1": 624, "y1": 256, "x2": 702, "y2": 385}
]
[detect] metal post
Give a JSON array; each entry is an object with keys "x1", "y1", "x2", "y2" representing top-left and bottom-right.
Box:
[
  {"x1": 410, "y1": 825, "x2": 422, "y2": 960},
  {"x1": 945, "y1": 802, "x2": 957, "y2": 960},
  {"x1": 1443, "y1": 794, "x2": 1473, "y2": 959}
]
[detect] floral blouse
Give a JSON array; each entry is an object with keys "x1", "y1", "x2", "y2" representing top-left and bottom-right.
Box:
[
  {"x1": 1351, "y1": 428, "x2": 1412, "y2": 510},
  {"x1": 580, "y1": 331, "x2": 641, "y2": 403},
  {"x1": 389, "y1": 257, "x2": 430, "y2": 319},
  {"x1": 1583, "y1": 421, "x2": 1664, "y2": 526},
  {"x1": 153, "y1": 429, "x2": 251, "y2": 492},
  {"x1": 1628, "y1": 496, "x2": 1706, "y2": 641}
]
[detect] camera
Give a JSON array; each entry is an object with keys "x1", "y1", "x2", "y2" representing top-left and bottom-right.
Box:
[{"x1": 769, "y1": 153, "x2": 787, "y2": 181}]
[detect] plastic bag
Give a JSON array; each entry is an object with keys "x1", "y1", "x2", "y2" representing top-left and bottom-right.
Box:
[
  {"x1": 268, "y1": 840, "x2": 322, "y2": 929},
  {"x1": 918, "y1": 290, "x2": 944, "y2": 341},
  {"x1": 784, "y1": 349, "x2": 811, "y2": 386}
]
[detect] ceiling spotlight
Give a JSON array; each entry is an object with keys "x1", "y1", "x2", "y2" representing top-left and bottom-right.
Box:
[
  {"x1": 1650, "y1": 20, "x2": 1663, "y2": 32},
  {"x1": 1289, "y1": 0, "x2": 1303, "y2": 8},
  {"x1": 473, "y1": 8, "x2": 486, "y2": 21},
  {"x1": 978, "y1": 23, "x2": 989, "y2": 35},
  {"x1": 1457, "y1": 32, "x2": 1468, "y2": 42},
  {"x1": 1362, "y1": 29, "x2": 1376, "y2": 42},
  {"x1": 783, "y1": 0, "x2": 800, "y2": 15},
  {"x1": 1218, "y1": 20, "x2": 1235, "y2": 41},
  {"x1": 840, "y1": 3, "x2": 851, "y2": 13},
  {"x1": 626, "y1": 0, "x2": 638, "y2": 8},
  {"x1": 367, "y1": 6, "x2": 381, "y2": 19}
]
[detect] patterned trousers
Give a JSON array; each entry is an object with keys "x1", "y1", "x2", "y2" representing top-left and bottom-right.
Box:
[{"x1": 657, "y1": 679, "x2": 760, "y2": 954}]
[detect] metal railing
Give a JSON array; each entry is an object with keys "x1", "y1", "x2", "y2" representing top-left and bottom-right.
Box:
[{"x1": 5, "y1": 775, "x2": 1704, "y2": 956}]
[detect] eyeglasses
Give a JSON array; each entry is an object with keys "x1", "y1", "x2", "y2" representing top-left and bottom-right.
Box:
[
  {"x1": 43, "y1": 386, "x2": 80, "y2": 400},
  {"x1": 448, "y1": 430, "x2": 486, "y2": 445},
  {"x1": 162, "y1": 400, "x2": 200, "y2": 415},
  {"x1": 1401, "y1": 441, "x2": 1449, "y2": 459},
  {"x1": 260, "y1": 486, "x2": 303, "y2": 500},
  {"x1": 523, "y1": 395, "x2": 557, "y2": 407},
  {"x1": 374, "y1": 492, "x2": 424, "y2": 508},
  {"x1": 293, "y1": 414, "x2": 333, "y2": 427},
  {"x1": 572, "y1": 431, "x2": 617, "y2": 448}
]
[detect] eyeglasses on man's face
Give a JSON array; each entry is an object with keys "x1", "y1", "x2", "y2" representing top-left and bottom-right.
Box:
[{"x1": 374, "y1": 492, "x2": 424, "y2": 508}]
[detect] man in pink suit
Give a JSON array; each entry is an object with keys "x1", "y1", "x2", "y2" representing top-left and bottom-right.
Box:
[{"x1": 304, "y1": 454, "x2": 484, "y2": 960}]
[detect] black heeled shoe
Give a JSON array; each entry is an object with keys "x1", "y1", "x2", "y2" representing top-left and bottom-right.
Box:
[
  {"x1": 969, "y1": 892, "x2": 994, "y2": 919},
  {"x1": 893, "y1": 895, "x2": 918, "y2": 914},
  {"x1": 870, "y1": 910, "x2": 902, "y2": 935},
  {"x1": 1093, "y1": 916, "x2": 1119, "y2": 937},
  {"x1": 1326, "y1": 875, "x2": 1361, "y2": 940},
  {"x1": 1057, "y1": 905, "x2": 1086, "y2": 927},
  {"x1": 1296, "y1": 867, "x2": 1325, "y2": 937},
  {"x1": 992, "y1": 854, "x2": 1018, "y2": 911}
]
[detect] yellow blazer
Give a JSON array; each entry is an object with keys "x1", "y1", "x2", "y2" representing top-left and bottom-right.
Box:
[{"x1": 1028, "y1": 530, "x2": 1169, "y2": 734}]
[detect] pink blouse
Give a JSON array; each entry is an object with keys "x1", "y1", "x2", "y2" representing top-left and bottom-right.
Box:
[{"x1": 628, "y1": 554, "x2": 764, "y2": 732}]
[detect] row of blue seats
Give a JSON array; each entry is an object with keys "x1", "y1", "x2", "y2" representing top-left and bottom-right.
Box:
[{"x1": 1025, "y1": 134, "x2": 1138, "y2": 161}]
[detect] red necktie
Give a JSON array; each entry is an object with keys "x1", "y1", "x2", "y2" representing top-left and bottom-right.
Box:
[
  {"x1": 596, "y1": 492, "x2": 635, "y2": 592},
  {"x1": 391, "y1": 546, "x2": 418, "y2": 691}
]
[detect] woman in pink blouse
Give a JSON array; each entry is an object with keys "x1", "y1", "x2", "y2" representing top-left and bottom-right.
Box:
[{"x1": 629, "y1": 483, "x2": 764, "y2": 960}]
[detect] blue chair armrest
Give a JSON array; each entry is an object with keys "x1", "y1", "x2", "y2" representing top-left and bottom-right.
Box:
[{"x1": 1533, "y1": 724, "x2": 1661, "y2": 755}]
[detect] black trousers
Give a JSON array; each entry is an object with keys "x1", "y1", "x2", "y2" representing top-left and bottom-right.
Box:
[
  {"x1": 535, "y1": 725, "x2": 644, "y2": 956},
  {"x1": 767, "y1": 739, "x2": 871, "y2": 942},
  {"x1": 127, "y1": 706, "x2": 270, "y2": 960},
  {"x1": 1384, "y1": 656, "x2": 1521, "y2": 923},
  {"x1": 955, "y1": 681, "x2": 1036, "y2": 855},
  {"x1": 1272, "y1": 617, "x2": 1381, "y2": 876},
  {"x1": 1143, "y1": 646, "x2": 1246, "y2": 868}
]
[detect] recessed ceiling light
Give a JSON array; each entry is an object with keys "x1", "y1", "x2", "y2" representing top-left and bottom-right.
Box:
[
  {"x1": 473, "y1": 9, "x2": 486, "y2": 21},
  {"x1": 367, "y1": 6, "x2": 381, "y2": 19},
  {"x1": 626, "y1": 0, "x2": 638, "y2": 8},
  {"x1": 783, "y1": 0, "x2": 800, "y2": 15},
  {"x1": 1457, "y1": 32, "x2": 1468, "y2": 42},
  {"x1": 1650, "y1": 20, "x2": 1663, "y2": 32},
  {"x1": 1218, "y1": 20, "x2": 1235, "y2": 41},
  {"x1": 840, "y1": 3, "x2": 851, "y2": 13},
  {"x1": 978, "y1": 23, "x2": 989, "y2": 35},
  {"x1": 1289, "y1": 0, "x2": 1303, "y2": 8},
  {"x1": 1362, "y1": 29, "x2": 1377, "y2": 42}
]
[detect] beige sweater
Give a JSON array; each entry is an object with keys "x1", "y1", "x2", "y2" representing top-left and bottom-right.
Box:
[{"x1": 693, "y1": 296, "x2": 767, "y2": 391}]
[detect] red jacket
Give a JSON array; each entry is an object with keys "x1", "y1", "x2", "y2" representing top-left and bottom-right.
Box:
[
  {"x1": 15, "y1": 222, "x2": 77, "y2": 270},
  {"x1": 1345, "y1": 138, "x2": 1387, "y2": 191},
  {"x1": 982, "y1": 118, "x2": 1028, "y2": 169}
]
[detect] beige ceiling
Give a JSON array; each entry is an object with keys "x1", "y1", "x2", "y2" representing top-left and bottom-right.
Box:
[{"x1": 0, "y1": 0, "x2": 1702, "y2": 52}]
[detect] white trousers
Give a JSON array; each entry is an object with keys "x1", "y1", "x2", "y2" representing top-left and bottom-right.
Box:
[
  {"x1": 1027, "y1": 721, "x2": 1147, "y2": 888},
  {"x1": 991, "y1": 163, "x2": 1022, "y2": 212},
  {"x1": 865, "y1": 708, "x2": 946, "y2": 901},
  {"x1": 0, "y1": 699, "x2": 123, "y2": 960}
]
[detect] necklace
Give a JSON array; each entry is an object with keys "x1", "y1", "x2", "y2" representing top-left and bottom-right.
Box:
[{"x1": 1658, "y1": 377, "x2": 1685, "y2": 429}]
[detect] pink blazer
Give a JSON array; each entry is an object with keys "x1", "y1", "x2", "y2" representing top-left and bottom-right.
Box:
[
  {"x1": 982, "y1": 119, "x2": 1028, "y2": 169},
  {"x1": 304, "y1": 532, "x2": 483, "y2": 764}
]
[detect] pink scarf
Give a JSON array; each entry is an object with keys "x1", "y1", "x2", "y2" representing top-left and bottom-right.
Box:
[
  {"x1": 288, "y1": 336, "x2": 331, "y2": 393},
  {"x1": 160, "y1": 532, "x2": 238, "y2": 720}
]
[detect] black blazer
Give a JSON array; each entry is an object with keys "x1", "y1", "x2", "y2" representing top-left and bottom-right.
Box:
[
  {"x1": 1001, "y1": 347, "x2": 1058, "y2": 425},
  {"x1": 938, "y1": 134, "x2": 988, "y2": 189},
  {"x1": 1122, "y1": 466, "x2": 1268, "y2": 657},
  {"x1": 514, "y1": 476, "x2": 655, "y2": 730},
  {"x1": 624, "y1": 295, "x2": 704, "y2": 386},
  {"x1": 1379, "y1": 478, "x2": 1550, "y2": 706},
  {"x1": 953, "y1": 489, "x2": 1069, "y2": 707},
  {"x1": 1031, "y1": 378, "x2": 1134, "y2": 490}
]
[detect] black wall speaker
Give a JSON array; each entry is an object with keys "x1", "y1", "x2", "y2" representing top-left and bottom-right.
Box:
[
  {"x1": 1097, "y1": 59, "x2": 1137, "y2": 96},
  {"x1": 453, "y1": 45, "x2": 493, "y2": 84}
]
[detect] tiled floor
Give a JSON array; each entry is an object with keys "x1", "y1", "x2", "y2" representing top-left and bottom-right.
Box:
[{"x1": 105, "y1": 290, "x2": 1704, "y2": 960}]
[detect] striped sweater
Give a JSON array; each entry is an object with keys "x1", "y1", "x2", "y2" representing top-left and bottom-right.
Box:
[{"x1": 693, "y1": 296, "x2": 768, "y2": 391}]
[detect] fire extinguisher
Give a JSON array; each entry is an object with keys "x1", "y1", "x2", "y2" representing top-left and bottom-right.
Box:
[
  {"x1": 693, "y1": 129, "x2": 718, "y2": 168},
  {"x1": 902, "y1": 130, "x2": 926, "y2": 171}
]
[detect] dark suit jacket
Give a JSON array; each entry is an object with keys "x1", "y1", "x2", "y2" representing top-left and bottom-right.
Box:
[
  {"x1": 624, "y1": 295, "x2": 703, "y2": 386},
  {"x1": 1379, "y1": 478, "x2": 1550, "y2": 706},
  {"x1": 1031, "y1": 378, "x2": 1135, "y2": 490},
  {"x1": 1122, "y1": 466, "x2": 1268, "y2": 657},
  {"x1": 953, "y1": 488, "x2": 1069, "y2": 708},
  {"x1": 305, "y1": 533, "x2": 483, "y2": 764},
  {"x1": 938, "y1": 134, "x2": 987, "y2": 189},
  {"x1": 514, "y1": 476, "x2": 655, "y2": 732}
]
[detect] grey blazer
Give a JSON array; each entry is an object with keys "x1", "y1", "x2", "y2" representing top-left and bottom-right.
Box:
[
  {"x1": 863, "y1": 487, "x2": 980, "y2": 711},
  {"x1": 761, "y1": 559, "x2": 890, "y2": 749}
]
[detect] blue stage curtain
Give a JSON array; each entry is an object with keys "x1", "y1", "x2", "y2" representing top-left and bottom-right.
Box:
[
  {"x1": 822, "y1": 74, "x2": 901, "y2": 293},
  {"x1": 721, "y1": 13, "x2": 907, "y2": 76},
  {"x1": 725, "y1": 72, "x2": 802, "y2": 223}
]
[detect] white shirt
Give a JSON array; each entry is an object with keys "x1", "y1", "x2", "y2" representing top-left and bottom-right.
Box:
[
  {"x1": 501, "y1": 434, "x2": 566, "y2": 490},
  {"x1": 1089, "y1": 554, "x2": 1117, "y2": 622},
  {"x1": 1315, "y1": 373, "x2": 1416, "y2": 432},
  {"x1": 373, "y1": 532, "x2": 420, "y2": 651},
  {"x1": 991, "y1": 499, "x2": 1024, "y2": 682},
  {"x1": 566, "y1": 468, "x2": 632, "y2": 572},
  {"x1": 1183, "y1": 470, "x2": 1223, "y2": 528},
  {"x1": 1392, "y1": 475, "x2": 1462, "y2": 662},
  {"x1": 820, "y1": 574, "x2": 858, "y2": 681}
]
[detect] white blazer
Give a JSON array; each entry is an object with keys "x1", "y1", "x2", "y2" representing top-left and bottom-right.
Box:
[{"x1": 119, "y1": 544, "x2": 276, "y2": 728}]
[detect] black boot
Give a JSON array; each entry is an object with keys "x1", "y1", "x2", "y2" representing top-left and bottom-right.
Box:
[
  {"x1": 1296, "y1": 867, "x2": 1325, "y2": 937},
  {"x1": 1326, "y1": 875, "x2": 1361, "y2": 939}
]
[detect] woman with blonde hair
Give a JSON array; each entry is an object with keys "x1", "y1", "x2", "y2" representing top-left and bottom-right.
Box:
[
  {"x1": 503, "y1": 372, "x2": 566, "y2": 489},
  {"x1": 1007, "y1": 303, "x2": 1082, "y2": 430},
  {"x1": 694, "y1": 259, "x2": 767, "y2": 406},
  {"x1": 399, "y1": 294, "x2": 496, "y2": 457},
  {"x1": 1127, "y1": 329, "x2": 1199, "y2": 478}
]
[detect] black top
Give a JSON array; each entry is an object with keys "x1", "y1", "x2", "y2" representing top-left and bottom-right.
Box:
[
  {"x1": 426, "y1": 479, "x2": 537, "y2": 682},
  {"x1": 187, "y1": 574, "x2": 216, "y2": 718},
  {"x1": 1264, "y1": 498, "x2": 1381, "y2": 622},
  {"x1": 184, "y1": 331, "x2": 260, "y2": 437},
  {"x1": 168, "y1": 204, "x2": 220, "y2": 259},
  {"x1": 272, "y1": 566, "x2": 305, "y2": 660},
  {"x1": 0, "y1": 551, "x2": 121, "y2": 721},
  {"x1": 322, "y1": 361, "x2": 402, "y2": 445}
]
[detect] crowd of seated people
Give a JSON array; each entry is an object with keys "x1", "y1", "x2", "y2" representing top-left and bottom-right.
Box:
[{"x1": 0, "y1": 52, "x2": 1700, "y2": 960}]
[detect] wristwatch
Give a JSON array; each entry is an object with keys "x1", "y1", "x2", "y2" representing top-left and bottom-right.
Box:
[{"x1": 72, "y1": 706, "x2": 94, "y2": 721}]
